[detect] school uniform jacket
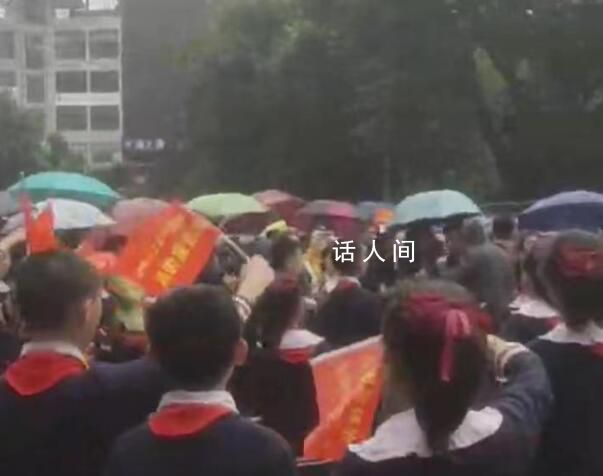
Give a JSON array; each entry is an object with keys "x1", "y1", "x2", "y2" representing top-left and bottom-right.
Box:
[
  {"x1": 501, "y1": 295, "x2": 560, "y2": 344},
  {"x1": 103, "y1": 390, "x2": 297, "y2": 476},
  {"x1": 0, "y1": 341, "x2": 169, "y2": 476},
  {"x1": 231, "y1": 329, "x2": 321, "y2": 455},
  {"x1": 335, "y1": 350, "x2": 552, "y2": 476},
  {"x1": 530, "y1": 322, "x2": 603, "y2": 476}
]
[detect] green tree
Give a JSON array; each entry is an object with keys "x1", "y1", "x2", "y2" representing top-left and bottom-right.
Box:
[
  {"x1": 37, "y1": 133, "x2": 86, "y2": 173},
  {"x1": 0, "y1": 94, "x2": 41, "y2": 188}
]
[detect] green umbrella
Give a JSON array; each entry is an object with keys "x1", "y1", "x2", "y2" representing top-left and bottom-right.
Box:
[
  {"x1": 8, "y1": 172, "x2": 120, "y2": 209},
  {"x1": 393, "y1": 189, "x2": 481, "y2": 226},
  {"x1": 187, "y1": 193, "x2": 267, "y2": 220}
]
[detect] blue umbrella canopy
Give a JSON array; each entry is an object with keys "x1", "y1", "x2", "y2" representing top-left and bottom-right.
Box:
[
  {"x1": 393, "y1": 190, "x2": 481, "y2": 226},
  {"x1": 519, "y1": 190, "x2": 603, "y2": 231}
]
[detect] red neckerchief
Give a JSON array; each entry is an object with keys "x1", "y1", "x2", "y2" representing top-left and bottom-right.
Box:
[
  {"x1": 278, "y1": 347, "x2": 315, "y2": 364},
  {"x1": 335, "y1": 277, "x2": 360, "y2": 292},
  {"x1": 4, "y1": 353, "x2": 87, "y2": 397},
  {"x1": 149, "y1": 404, "x2": 233, "y2": 439}
]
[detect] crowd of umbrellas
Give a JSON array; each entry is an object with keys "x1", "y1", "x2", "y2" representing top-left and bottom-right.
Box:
[{"x1": 2, "y1": 171, "x2": 603, "y2": 238}]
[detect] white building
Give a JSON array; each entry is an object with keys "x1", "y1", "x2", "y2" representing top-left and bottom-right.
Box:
[{"x1": 0, "y1": 0, "x2": 122, "y2": 169}]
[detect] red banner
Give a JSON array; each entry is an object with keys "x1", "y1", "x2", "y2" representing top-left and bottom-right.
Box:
[
  {"x1": 21, "y1": 197, "x2": 58, "y2": 254},
  {"x1": 304, "y1": 337, "x2": 383, "y2": 461},
  {"x1": 113, "y1": 204, "x2": 221, "y2": 295}
]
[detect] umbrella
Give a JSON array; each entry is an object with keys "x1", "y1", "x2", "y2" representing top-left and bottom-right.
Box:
[
  {"x1": 254, "y1": 189, "x2": 305, "y2": 222},
  {"x1": 8, "y1": 172, "x2": 120, "y2": 209},
  {"x1": 2, "y1": 199, "x2": 114, "y2": 233},
  {"x1": 111, "y1": 198, "x2": 169, "y2": 236},
  {"x1": 187, "y1": 193, "x2": 267, "y2": 221},
  {"x1": 518, "y1": 190, "x2": 603, "y2": 231},
  {"x1": 0, "y1": 191, "x2": 19, "y2": 217},
  {"x1": 294, "y1": 200, "x2": 361, "y2": 238},
  {"x1": 393, "y1": 190, "x2": 481, "y2": 227}
]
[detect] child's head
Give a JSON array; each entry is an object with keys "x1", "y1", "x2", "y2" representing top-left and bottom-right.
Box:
[
  {"x1": 270, "y1": 233, "x2": 304, "y2": 276},
  {"x1": 15, "y1": 251, "x2": 103, "y2": 349},
  {"x1": 146, "y1": 285, "x2": 246, "y2": 389},
  {"x1": 383, "y1": 279, "x2": 488, "y2": 453},
  {"x1": 244, "y1": 277, "x2": 303, "y2": 349},
  {"x1": 521, "y1": 236, "x2": 553, "y2": 301},
  {"x1": 542, "y1": 230, "x2": 603, "y2": 328}
]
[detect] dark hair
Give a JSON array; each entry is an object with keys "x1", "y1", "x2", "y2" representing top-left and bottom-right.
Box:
[
  {"x1": 270, "y1": 234, "x2": 302, "y2": 272},
  {"x1": 492, "y1": 214, "x2": 516, "y2": 241},
  {"x1": 146, "y1": 285, "x2": 242, "y2": 388},
  {"x1": 244, "y1": 278, "x2": 302, "y2": 349},
  {"x1": 383, "y1": 279, "x2": 487, "y2": 454},
  {"x1": 543, "y1": 230, "x2": 603, "y2": 328},
  {"x1": 522, "y1": 237, "x2": 552, "y2": 302},
  {"x1": 15, "y1": 251, "x2": 102, "y2": 333},
  {"x1": 329, "y1": 241, "x2": 362, "y2": 276}
]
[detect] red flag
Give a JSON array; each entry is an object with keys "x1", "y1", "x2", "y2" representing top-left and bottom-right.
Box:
[
  {"x1": 304, "y1": 337, "x2": 383, "y2": 461},
  {"x1": 113, "y1": 204, "x2": 221, "y2": 295},
  {"x1": 21, "y1": 197, "x2": 58, "y2": 254}
]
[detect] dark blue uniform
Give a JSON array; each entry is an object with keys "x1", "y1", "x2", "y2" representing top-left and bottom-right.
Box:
[
  {"x1": 0, "y1": 348, "x2": 169, "y2": 476},
  {"x1": 335, "y1": 351, "x2": 552, "y2": 476},
  {"x1": 530, "y1": 323, "x2": 603, "y2": 476},
  {"x1": 103, "y1": 391, "x2": 297, "y2": 476}
]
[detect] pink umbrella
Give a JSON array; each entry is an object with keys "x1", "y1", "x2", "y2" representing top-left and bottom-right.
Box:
[
  {"x1": 254, "y1": 190, "x2": 305, "y2": 223},
  {"x1": 111, "y1": 198, "x2": 169, "y2": 236},
  {"x1": 294, "y1": 200, "x2": 362, "y2": 239}
]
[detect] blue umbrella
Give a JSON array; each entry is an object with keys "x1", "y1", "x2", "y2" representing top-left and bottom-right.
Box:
[
  {"x1": 518, "y1": 190, "x2": 603, "y2": 231},
  {"x1": 393, "y1": 190, "x2": 481, "y2": 227}
]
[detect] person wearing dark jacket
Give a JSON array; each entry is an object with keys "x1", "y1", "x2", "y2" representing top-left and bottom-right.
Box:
[
  {"x1": 311, "y1": 245, "x2": 382, "y2": 349},
  {"x1": 232, "y1": 277, "x2": 321, "y2": 454},
  {"x1": 336, "y1": 280, "x2": 552, "y2": 476},
  {"x1": 443, "y1": 218, "x2": 515, "y2": 330},
  {"x1": 530, "y1": 230, "x2": 603, "y2": 476},
  {"x1": 104, "y1": 285, "x2": 297, "y2": 476},
  {"x1": 0, "y1": 251, "x2": 170, "y2": 476}
]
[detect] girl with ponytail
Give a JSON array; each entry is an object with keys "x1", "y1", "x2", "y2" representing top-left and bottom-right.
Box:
[
  {"x1": 337, "y1": 279, "x2": 552, "y2": 476},
  {"x1": 530, "y1": 230, "x2": 603, "y2": 476},
  {"x1": 231, "y1": 278, "x2": 322, "y2": 455}
]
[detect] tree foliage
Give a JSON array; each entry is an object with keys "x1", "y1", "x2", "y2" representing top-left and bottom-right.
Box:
[
  {"x1": 0, "y1": 94, "x2": 41, "y2": 188},
  {"x1": 158, "y1": 0, "x2": 603, "y2": 202}
]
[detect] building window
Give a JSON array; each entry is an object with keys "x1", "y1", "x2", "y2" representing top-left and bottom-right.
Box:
[
  {"x1": 90, "y1": 70, "x2": 119, "y2": 92},
  {"x1": 57, "y1": 105, "x2": 87, "y2": 131},
  {"x1": 0, "y1": 31, "x2": 15, "y2": 60},
  {"x1": 25, "y1": 35, "x2": 45, "y2": 69},
  {"x1": 55, "y1": 30, "x2": 86, "y2": 60},
  {"x1": 26, "y1": 75, "x2": 44, "y2": 103},
  {"x1": 0, "y1": 70, "x2": 16, "y2": 87},
  {"x1": 56, "y1": 71, "x2": 87, "y2": 93},
  {"x1": 23, "y1": 0, "x2": 47, "y2": 24},
  {"x1": 91, "y1": 105, "x2": 120, "y2": 130},
  {"x1": 90, "y1": 143, "x2": 120, "y2": 164},
  {"x1": 89, "y1": 29, "x2": 119, "y2": 59}
]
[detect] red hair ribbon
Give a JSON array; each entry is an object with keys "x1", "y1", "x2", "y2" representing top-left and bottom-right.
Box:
[
  {"x1": 403, "y1": 294, "x2": 484, "y2": 383},
  {"x1": 557, "y1": 245, "x2": 603, "y2": 279}
]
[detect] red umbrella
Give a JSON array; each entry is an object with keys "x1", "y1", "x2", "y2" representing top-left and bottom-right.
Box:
[
  {"x1": 254, "y1": 190, "x2": 305, "y2": 223},
  {"x1": 294, "y1": 200, "x2": 362, "y2": 239},
  {"x1": 111, "y1": 198, "x2": 169, "y2": 236}
]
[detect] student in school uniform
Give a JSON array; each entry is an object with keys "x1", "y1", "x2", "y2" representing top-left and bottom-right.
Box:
[
  {"x1": 232, "y1": 277, "x2": 321, "y2": 454},
  {"x1": 336, "y1": 279, "x2": 552, "y2": 476},
  {"x1": 530, "y1": 230, "x2": 603, "y2": 476},
  {"x1": 501, "y1": 236, "x2": 560, "y2": 344},
  {"x1": 311, "y1": 245, "x2": 382, "y2": 349},
  {"x1": 103, "y1": 285, "x2": 297, "y2": 476},
  {"x1": 0, "y1": 251, "x2": 170, "y2": 476}
]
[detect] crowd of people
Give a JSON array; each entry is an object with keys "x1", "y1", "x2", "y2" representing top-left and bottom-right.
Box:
[{"x1": 0, "y1": 212, "x2": 602, "y2": 476}]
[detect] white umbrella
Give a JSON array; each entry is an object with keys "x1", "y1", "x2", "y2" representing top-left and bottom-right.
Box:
[{"x1": 2, "y1": 198, "x2": 115, "y2": 233}]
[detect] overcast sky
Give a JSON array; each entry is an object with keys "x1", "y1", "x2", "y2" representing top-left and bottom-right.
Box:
[{"x1": 87, "y1": 0, "x2": 119, "y2": 9}]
